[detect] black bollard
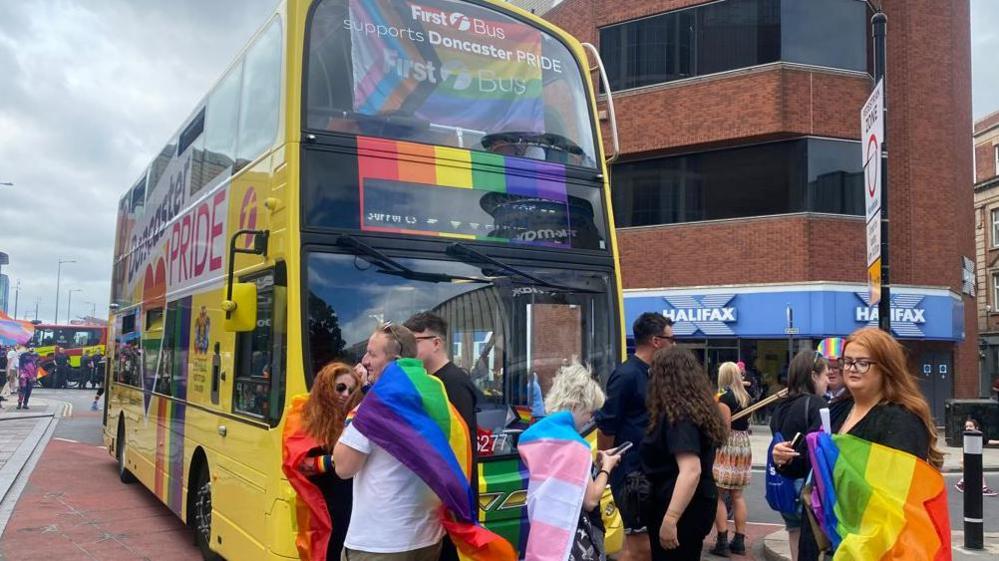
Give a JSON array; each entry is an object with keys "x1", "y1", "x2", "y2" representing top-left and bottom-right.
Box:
[{"x1": 963, "y1": 429, "x2": 984, "y2": 550}]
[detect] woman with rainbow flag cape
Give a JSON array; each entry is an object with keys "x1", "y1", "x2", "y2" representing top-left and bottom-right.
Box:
[
  {"x1": 804, "y1": 328, "x2": 951, "y2": 560},
  {"x1": 332, "y1": 356, "x2": 515, "y2": 561},
  {"x1": 281, "y1": 362, "x2": 362, "y2": 561},
  {"x1": 519, "y1": 363, "x2": 623, "y2": 561}
]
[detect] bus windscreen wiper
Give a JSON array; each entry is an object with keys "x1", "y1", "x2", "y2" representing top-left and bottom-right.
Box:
[
  {"x1": 336, "y1": 236, "x2": 487, "y2": 284},
  {"x1": 445, "y1": 242, "x2": 602, "y2": 294}
]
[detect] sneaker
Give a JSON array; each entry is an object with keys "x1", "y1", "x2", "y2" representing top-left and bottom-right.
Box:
[
  {"x1": 15, "y1": 404, "x2": 21, "y2": 410},
  {"x1": 955, "y1": 480, "x2": 965, "y2": 493},
  {"x1": 22, "y1": 406, "x2": 28, "y2": 410},
  {"x1": 90, "y1": 402, "x2": 99, "y2": 411},
  {"x1": 984, "y1": 486, "x2": 998, "y2": 497}
]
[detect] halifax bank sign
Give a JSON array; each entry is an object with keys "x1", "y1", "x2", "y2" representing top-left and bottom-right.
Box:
[{"x1": 623, "y1": 285, "x2": 964, "y2": 341}]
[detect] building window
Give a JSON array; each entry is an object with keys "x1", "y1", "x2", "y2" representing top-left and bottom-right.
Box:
[
  {"x1": 599, "y1": 0, "x2": 867, "y2": 92},
  {"x1": 993, "y1": 272, "x2": 999, "y2": 312},
  {"x1": 992, "y1": 209, "x2": 999, "y2": 248},
  {"x1": 611, "y1": 138, "x2": 862, "y2": 226},
  {"x1": 994, "y1": 145, "x2": 998, "y2": 176}
]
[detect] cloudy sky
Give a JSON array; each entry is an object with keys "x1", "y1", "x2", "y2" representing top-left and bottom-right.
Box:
[{"x1": 0, "y1": 0, "x2": 997, "y2": 324}]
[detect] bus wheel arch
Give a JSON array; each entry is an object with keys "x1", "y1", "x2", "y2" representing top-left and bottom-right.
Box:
[
  {"x1": 187, "y1": 448, "x2": 218, "y2": 560},
  {"x1": 116, "y1": 414, "x2": 136, "y2": 484}
]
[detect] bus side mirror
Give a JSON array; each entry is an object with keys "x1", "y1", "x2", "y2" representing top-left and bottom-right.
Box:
[{"x1": 223, "y1": 283, "x2": 257, "y2": 332}]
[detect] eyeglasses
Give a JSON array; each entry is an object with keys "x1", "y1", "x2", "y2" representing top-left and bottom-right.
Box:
[
  {"x1": 415, "y1": 335, "x2": 440, "y2": 342},
  {"x1": 841, "y1": 357, "x2": 876, "y2": 373},
  {"x1": 335, "y1": 383, "x2": 353, "y2": 394},
  {"x1": 654, "y1": 334, "x2": 676, "y2": 345}
]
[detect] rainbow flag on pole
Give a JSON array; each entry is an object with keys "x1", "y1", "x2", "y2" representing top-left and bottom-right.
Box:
[
  {"x1": 806, "y1": 432, "x2": 951, "y2": 561},
  {"x1": 518, "y1": 411, "x2": 591, "y2": 561},
  {"x1": 352, "y1": 359, "x2": 515, "y2": 561}
]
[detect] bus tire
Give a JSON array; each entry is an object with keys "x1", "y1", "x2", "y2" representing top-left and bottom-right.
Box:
[
  {"x1": 116, "y1": 420, "x2": 136, "y2": 484},
  {"x1": 189, "y1": 462, "x2": 219, "y2": 560}
]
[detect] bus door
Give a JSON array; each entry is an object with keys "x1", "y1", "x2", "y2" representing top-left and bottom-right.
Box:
[{"x1": 213, "y1": 266, "x2": 287, "y2": 558}]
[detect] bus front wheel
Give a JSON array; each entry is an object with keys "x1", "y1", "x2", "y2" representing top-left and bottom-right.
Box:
[
  {"x1": 116, "y1": 420, "x2": 136, "y2": 484},
  {"x1": 190, "y1": 464, "x2": 219, "y2": 560}
]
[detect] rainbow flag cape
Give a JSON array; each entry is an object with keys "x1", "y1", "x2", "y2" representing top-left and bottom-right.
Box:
[
  {"x1": 518, "y1": 411, "x2": 591, "y2": 561},
  {"x1": 352, "y1": 359, "x2": 515, "y2": 561},
  {"x1": 806, "y1": 432, "x2": 951, "y2": 561},
  {"x1": 281, "y1": 395, "x2": 333, "y2": 561}
]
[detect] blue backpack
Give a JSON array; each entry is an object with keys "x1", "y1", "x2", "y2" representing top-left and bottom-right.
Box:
[
  {"x1": 765, "y1": 430, "x2": 801, "y2": 514},
  {"x1": 765, "y1": 396, "x2": 812, "y2": 514}
]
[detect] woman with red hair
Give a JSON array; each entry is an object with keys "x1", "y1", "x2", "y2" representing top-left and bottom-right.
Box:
[
  {"x1": 283, "y1": 361, "x2": 363, "y2": 561},
  {"x1": 835, "y1": 327, "x2": 943, "y2": 467}
]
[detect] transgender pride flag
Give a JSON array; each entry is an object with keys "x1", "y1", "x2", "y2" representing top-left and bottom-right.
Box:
[{"x1": 518, "y1": 411, "x2": 591, "y2": 561}]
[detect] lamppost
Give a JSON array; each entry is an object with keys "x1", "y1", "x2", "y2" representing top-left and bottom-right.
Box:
[
  {"x1": 13, "y1": 278, "x2": 20, "y2": 318},
  {"x1": 54, "y1": 259, "x2": 76, "y2": 323},
  {"x1": 66, "y1": 289, "x2": 82, "y2": 323},
  {"x1": 855, "y1": 0, "x2": 890, "y2": 333}
]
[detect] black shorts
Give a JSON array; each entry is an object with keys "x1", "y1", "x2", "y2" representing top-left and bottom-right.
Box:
[{"x1": 611, "y1": 480, "x2": 647, "y2": 534}]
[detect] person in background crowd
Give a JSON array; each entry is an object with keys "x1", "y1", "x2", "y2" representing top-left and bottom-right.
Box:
[
  {"x1": 520, "y1": 363, "x2": 623, "y2": 561},
  {"x1": 596, "y1": 312, "x2": 674, "y2": 561},
  {"x1": 6, "y1": 345, "x2": 21, "y2": 402},
  {"x1": 815, "y1": 338, "x2": 848, "y2": 404},
  {"x1": 954, "y1": 417, "x2": 997, "y2": 496},
  {"x1": 769, "y1": 350, "x2": 829, "y2": 561},
  {"x1": 284, "y1": 361, "x2": 363, "y2": 561},
  {"x1": 709, "y1": 362, "x2": 753, "y2": 556},
  {"x1": 641, "y1": 347, "x2": 727, "y2": 560},
  {"x1": 17, "y1": 348, "x2": 39, "y2": 410},
  {"x1": 1, "y1": 346, "x2": 10, "y2": 403},
  {"x1": 404, "y1": 311, "x2": 481, "y2": 561}
]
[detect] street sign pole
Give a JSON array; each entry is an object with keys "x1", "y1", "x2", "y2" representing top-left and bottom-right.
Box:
[{"x1": 873, "y1": 10, "x2": 890, "y2": 333}]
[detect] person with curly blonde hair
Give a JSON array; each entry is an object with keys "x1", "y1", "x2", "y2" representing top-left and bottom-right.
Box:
[
  {"x1": 283, "y1": 361, "x2": 363, "y2": 561},
  {"x1": 520, "y1": 363, "x2": 623, "y2": 561},
  {"x1": 640, "y1": 347, "x2": 727, "y2": 560}
]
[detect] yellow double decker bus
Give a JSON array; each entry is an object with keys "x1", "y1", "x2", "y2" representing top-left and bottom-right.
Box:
[{"x1": 104, "y1": 0, "x2": 623, "y2": 558}]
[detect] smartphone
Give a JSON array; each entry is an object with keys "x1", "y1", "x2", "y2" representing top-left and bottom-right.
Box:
[
  {"x1": 608, "y1": 441, "x2": 634, "y2": 456},
  {"x1": 789, "y1": 432, "x2": 803, "y2": 449}
]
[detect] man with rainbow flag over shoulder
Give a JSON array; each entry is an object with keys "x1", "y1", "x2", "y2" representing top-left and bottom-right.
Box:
[{"x1": 332, "y1": 323, "x2": 514, "y2": 561}]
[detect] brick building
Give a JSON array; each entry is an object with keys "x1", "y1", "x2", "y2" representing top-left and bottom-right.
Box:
[
  {"x1": 974, "y1": 111, "x2": 999, "y2": 397},
  {"x1": 521, "y1": 0, "x2": 978, "y2": 418}
]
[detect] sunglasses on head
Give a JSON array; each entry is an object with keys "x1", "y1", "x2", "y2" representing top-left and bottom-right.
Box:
[
  {"x1": 813, "y1": 351, "x2": 824, "y2": 371},
  {"x1": 380, "y1": 322, "x2": 406, "y2": 352}
]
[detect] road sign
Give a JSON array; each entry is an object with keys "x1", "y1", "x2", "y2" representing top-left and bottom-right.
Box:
[
  {"x1": 868, "y1": 259, "x2": 882, "y2": 306},
  {"x1": 866, "y1": 215, "x2": 881, "y2": 266},
  {"x1": 784, "y1": 327, "x2": 799, "y2": 335},
  {"x1": 862, "y1": 80, "x2": 884, "y2": 224}
]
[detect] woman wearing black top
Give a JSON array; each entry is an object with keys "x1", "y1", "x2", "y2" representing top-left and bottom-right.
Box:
[
  {"x1": 769, "y1": 350, "x2": 829, "y2": 561},
  {"x1": 640, "y1": 347, "x2": 728, "y2": 560},
  {"x1": 833, "y1": 327, "x2": 942, "y2": 465}
]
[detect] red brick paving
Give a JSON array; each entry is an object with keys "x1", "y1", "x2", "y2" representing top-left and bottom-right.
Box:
[{"x1": 0, "y1": 439, "x2": 200, "y2": 561}]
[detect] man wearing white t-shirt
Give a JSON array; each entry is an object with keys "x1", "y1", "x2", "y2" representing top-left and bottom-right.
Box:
[{"x1": 334, "y1": 324, "x2": 444, "y2": 561}]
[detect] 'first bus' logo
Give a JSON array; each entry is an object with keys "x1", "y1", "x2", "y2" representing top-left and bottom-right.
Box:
[{"x1": 410, "y1": 4, "x2": 505, "y2": 39}]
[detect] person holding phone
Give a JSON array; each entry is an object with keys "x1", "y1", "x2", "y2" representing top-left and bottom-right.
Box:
[
  {"x1": 769, "y1": 351, "x2": 829, "y2": 561},
  {"x1": 522, "y1": 363, "x2": 623, "y2": 561}
]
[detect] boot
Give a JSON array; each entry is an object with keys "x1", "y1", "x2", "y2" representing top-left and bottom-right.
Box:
[
  {"x1": 729, "y1": 533, "x2": 746, "y2": 555},
  {"x1": 710, "y1": 530, "x2": 730, "y2": 557}
]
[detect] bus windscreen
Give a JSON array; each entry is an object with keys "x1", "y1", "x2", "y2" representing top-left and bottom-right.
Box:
[{"x1": 305, "y1": 0, "x2": 598, "y2": 168}]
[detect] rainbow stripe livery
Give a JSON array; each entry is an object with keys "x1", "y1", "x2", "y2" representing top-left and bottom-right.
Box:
[{"x1": 807, "y1": 432, "x2": 951, "y2": 561}]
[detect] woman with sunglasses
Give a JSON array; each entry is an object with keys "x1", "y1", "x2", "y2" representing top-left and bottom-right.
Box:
[
  {"x1": 769, "y1": 350, "x2": 829, "y2": 561},
  {"x1": 283, "y1": 361, "x2": 363, "y2": 561}
]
